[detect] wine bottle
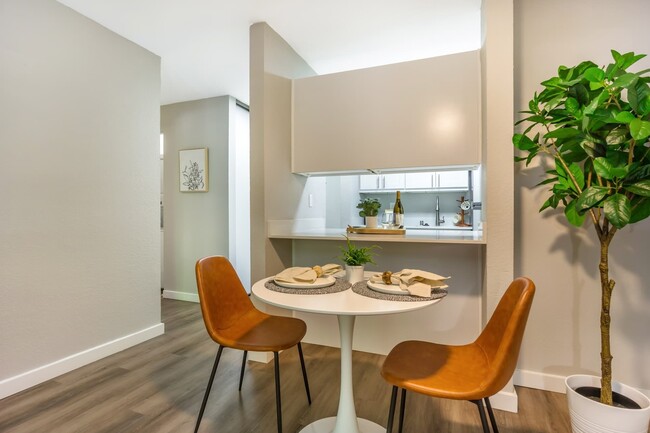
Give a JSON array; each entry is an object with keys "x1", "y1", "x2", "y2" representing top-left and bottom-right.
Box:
[{"x1": 393, "y1": 191, "x2": 404, "y2": 226}]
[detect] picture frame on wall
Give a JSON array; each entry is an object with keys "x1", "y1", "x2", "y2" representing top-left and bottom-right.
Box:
[{"x1": 179, "y1": 148, "x2": 208, "y2": 192}]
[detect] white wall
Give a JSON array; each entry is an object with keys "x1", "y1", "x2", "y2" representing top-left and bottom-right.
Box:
[
  {"x1": 514, "y1": 0, "x2": 650, "y2": 395},
  {"x1": 161, "y1": 96, "x2": 231, "y2": 299},
  {"x1": 0, "y1": 0, "x2": 162, "y2": 397}
]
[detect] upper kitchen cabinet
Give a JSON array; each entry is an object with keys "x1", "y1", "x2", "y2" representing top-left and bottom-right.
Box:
[{"x1": 292, "y1": 51, "x2": 480, "y2": 175}]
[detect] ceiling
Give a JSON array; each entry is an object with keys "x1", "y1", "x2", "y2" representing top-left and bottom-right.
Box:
[{"x1": 58, "y1": 0, "x2": 482, "y2": 105}]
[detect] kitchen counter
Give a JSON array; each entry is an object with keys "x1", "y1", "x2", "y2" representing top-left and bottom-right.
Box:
[{"x1": 267, "y1": 221, "x2": 485, "y2": 244}]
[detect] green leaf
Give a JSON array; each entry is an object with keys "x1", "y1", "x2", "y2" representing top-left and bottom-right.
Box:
[
  {"x1": 630, "y1": 198, "x2": 650, "y2": 223},
  {"x1": 576, "y1": 186, "x2": 609, "y2": 210},
  {"x1": 536, "y1": 177, "x2": 559, "y2": 187},
  {"x1": 612, "y1": 73, "x2": 639, "y2": 89},
  {"x1": 568, "y1": 162, "x2": 585, "y2": 192},
  {"x1": 565, "y1": 200, "x2": 586, "y2": 227},
  {"x1": 628, "y1": 81, "x2": 650, "y2": 112},
  {"x1": 565, "y1": 97, "x2": 579, "y2": 113},
  {"x1": 614, "y1": 111, "x2": 636, "y2": 123},
  {"x1": 513, "y1": 133, "x2": 537, "y2": 151},
  {"x1": 544, "y1": 128, "x2": 582, "y2": 139},
  {"x1": 630, "y1": 118, "x2": 650, "y2": 141},
  {"x1": 580, "y1": 140, "x2": 607, "y2": 158},
  {"x1": 605, "y1": 128, "x2": 629, "y2": 145},
  {"x1": 604, "y1": 194, "x2": 631, "y2": 228},
  {"x1": 626, "y1": 180, "x2": 650, "y2": 197},
  {"x1": 584, "y1": 67, "x2": 605, "y2": 83},
  {"x1": 594, "y1": 157, "x2": 614, "y2": 179}
]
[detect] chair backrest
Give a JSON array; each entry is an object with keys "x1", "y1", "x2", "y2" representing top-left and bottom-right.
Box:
[
  {"x1": 475, "y1": 277, "x2": 535, "y2": 396},
  {"x1": 195, "y1": 256, "x2": 255, "y2": 340}
]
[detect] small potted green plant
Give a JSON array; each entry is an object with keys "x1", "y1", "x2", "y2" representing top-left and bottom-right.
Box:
[
  {"x1": 339, "y1": 235, "x2": 378, "y2": 284},
  {"x1": 357, "y1": 197, "x2": 382, "y2": 228}
]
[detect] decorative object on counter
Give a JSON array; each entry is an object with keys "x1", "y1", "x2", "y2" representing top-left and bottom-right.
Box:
[
  {"x1": 179, "y1": 148, "x2": 208, "y2": 192},
  {"x1": 265, "y1": 277, "x2": 350, "y2": 295},
  {"x1": 369, "y1": 269, "x2": 449, "y2": 297},
  {"x1": 351, "y1": 280, "x2": 447, "y2": 302},
  {"x1": 356, "y1": 197, "x2": 381, "y2": 228},
  {"x1": 454, "y1": 195, "x2": 472, "y2": 227},
  {"x1": 393, "y1": 191, "x2": 404, "y2": 226},
  {"x1": 346, "y1": 225, "x2": 406, "y2": 235},
  {"x1": 514, "y1": 50, "x2": 650, "y2": 429},
  {"x1": 339, "y1": 235, "x2": 378, "y2": 284}
]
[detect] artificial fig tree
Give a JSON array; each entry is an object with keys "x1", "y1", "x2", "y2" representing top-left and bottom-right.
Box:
[{"x1": 514, "y1": 50, "x2": 650, "y2": 406}]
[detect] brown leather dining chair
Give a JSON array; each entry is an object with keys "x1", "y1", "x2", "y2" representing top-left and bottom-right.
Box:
[
  {"x1": 381, "y1": 277, "x2": 535, "y2": 433},
  {"x1": 193, "y1": 256, "x2": 311, "y2": 433}
]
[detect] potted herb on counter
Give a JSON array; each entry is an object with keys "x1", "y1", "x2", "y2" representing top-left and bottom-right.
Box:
[
  {"x1": 357, "y1": 198, "x2": 382, "y2": 228},
  {"x1": 513, "y1": 50, "x2": 650, "y2": 432}
]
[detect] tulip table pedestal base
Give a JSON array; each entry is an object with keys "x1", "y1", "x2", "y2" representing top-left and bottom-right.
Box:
[{"x1": 299, "y1": 417, "x2": 384, "y2": 433}]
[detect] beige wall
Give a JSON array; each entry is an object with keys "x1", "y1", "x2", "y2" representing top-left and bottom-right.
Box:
[
  {"x1": 292, "y1": 51, "x2": 481, "y2": 174},
  {"x1": 161, "y1": 96, "x2": 231, "y2": 298},
  {"x1": 249, "y1": 23, "x2": 318, "y2": 285},
  {"x1": 514, "y1": 0, "x2": 650, "y2": 394},
  {"x1": 0, "y1": 0, "x2": 162, "y2": 397}
]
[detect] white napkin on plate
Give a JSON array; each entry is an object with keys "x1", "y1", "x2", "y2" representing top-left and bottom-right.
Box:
[
  {"x1": 369, "y1": 269, "x2": 449, "y2": 297},
  {"x1": 275, "y1": 264, "x2": 342, "y2": 284}
]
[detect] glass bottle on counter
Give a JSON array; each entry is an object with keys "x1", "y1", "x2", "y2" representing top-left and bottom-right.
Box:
[{"x1": 393, "y1": 191, "x2": 404, "y2": 227}]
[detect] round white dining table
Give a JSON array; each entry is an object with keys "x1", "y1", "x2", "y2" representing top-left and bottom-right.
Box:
[{"x1": 251, "y1": 276, "x2": 442, "y2": 433}]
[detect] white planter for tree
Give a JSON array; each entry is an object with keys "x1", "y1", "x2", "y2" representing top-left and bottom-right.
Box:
[
  {"x1": 365, "y1": 216, "x2": 378, "y2": 228},
  {"x1": 345, "y1": 265, "x2": 364, "y2": 285},
  {"x1": 565, "y1": 375, "x2": 650, "y2": 433}
]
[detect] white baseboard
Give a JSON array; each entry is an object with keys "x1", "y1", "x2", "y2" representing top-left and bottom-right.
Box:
[
  {"x1": 0, "y1": 323, "x2": 165, "y2": 400},
  {"x1": 514, "y1": 369, "x2": 650, "y2": 400},
  {"x1": 162, "y1": 290, "x2": 199, "y2": 303},
  {"x1": 490, "y1": 388, "x2": 518, "y2": 413},
  {"x1": 514, "y1": 368, "x2": 567, "y2": 394}
]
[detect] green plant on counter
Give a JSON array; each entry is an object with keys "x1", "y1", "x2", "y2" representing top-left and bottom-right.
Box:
[
  {"x1": 513, "y1": 50, "x2": 650, "y2": 405},
  {"x1": 357, "y1": 197, "x2": 382, "y2": 217},
  {"x1": 339, "y1": 236, "x2": 378, "y2": 266}
]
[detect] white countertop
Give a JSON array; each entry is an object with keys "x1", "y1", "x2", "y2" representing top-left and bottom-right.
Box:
[{"x1": 267, "y1": 227, "x2": 485, "y2": 244}]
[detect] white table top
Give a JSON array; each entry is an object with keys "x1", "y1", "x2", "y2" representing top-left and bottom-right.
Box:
[{"x1": 251, "y1": 277, "x2": 440, "y2": 316}]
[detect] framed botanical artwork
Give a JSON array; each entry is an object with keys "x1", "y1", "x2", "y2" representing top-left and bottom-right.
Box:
[{"x1": 179, "y1": 148, "x2": 208, "y2": 192}]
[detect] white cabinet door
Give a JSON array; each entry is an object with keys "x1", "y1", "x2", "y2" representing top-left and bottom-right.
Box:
[
  {"x1": 405, "y1": 172, "x2": 434, "y2": 189},
  {"x1": 383, "y1": 174, "x2": 405, "y2": 190},
  {"x1": 436, "y1": 171, "x2": 469, "y2": 189},
  {"x1": 359, "y1": 174, "x2": 380, "y2": 191}
]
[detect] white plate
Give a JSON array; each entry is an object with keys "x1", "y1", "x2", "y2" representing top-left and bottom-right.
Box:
[
  {"x1": 367, "y1": 281, "x2": 411, "y2": 296},
  {"x1": 274, "y1": 275, "x2": 336, "y2": 289}
]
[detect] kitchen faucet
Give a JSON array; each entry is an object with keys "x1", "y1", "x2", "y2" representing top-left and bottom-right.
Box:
[{"x1": 435, "y1": 196, "x2": 445, "y2": 226}]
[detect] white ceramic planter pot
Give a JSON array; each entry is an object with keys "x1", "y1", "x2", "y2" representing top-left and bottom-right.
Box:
[
  {"x1": 365, "y1": 216, "x2": 378, "y2": 228},
  {"x1": 565, "y1": 374, "x2": 650, "y2": 433},
  {"x1": 345, "y1": 265, "x2": 364, "y2": 285}
]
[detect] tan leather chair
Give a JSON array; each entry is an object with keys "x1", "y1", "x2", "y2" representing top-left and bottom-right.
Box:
[
  {"x1": 193, "y1": 256, "x2": 311, "y2": 433},
  {"x1": 381, "y1": 277, "x2": 535, "y2": 433}
]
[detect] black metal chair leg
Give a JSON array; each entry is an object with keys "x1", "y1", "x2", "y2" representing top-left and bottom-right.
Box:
[
  {"x1": 484, "y1": 397, "x2": 499, "y2": 433},
  {"x1": 472, "y1": 400, "x2": 491, "y2": 433},
  {"x1": 297, "y1": 342, "x2": 311, "y2": 404},
  {"x1": 273, "y1": 352, "x2": 282, "y2": 433},
  {"x1": 238, "y1": 351, "x2": 248, "y2": 391},
  {"x1": 398, "y1": 388, "x2": 407, "y2": 433},
  {"x1": 386, "y1": 386, "x2": 398, "y2": 433},
  {"x1": 194, "y1": 345, "x2": 224, "y2": 433}
]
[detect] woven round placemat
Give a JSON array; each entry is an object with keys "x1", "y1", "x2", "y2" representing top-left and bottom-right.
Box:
[
  {"x1": 352, "y1": 281, "x2": 448, "y2": 302},
  {"x1": 264, "y1": 277, "x2": 351, "y2": 295}
]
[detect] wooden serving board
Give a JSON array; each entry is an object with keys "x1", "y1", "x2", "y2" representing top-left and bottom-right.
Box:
[{"x1": 346, "y1": 226, "x2": 406, "y2": 235}]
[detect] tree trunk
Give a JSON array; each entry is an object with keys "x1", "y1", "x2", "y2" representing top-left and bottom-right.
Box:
[{"x1": 599, "y1": 237, "x2": 614, "y2": 405}]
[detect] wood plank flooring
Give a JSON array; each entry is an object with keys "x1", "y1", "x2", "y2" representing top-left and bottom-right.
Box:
[{"x1": 1, "y1": 299, "x2": 574, "y2": 433}]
